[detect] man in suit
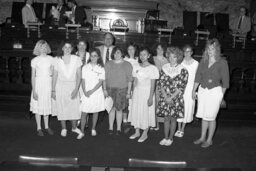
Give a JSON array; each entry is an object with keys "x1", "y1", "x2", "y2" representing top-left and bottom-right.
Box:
[
  {"x1": 67, "y1": 0, "x2": 87, "y2": 26},
  {"x1": 96, "y1": 32, "x2": 115, "y2": 65},
  {"x1": 231, "y1": 6, "x2": 251, "y2": 35},
  {"x1": 48, "y1": 0, "x2": 67, "y2": 27},
  {"x1": 22, "y1": 0, "x2": 38, "y2": 27}
]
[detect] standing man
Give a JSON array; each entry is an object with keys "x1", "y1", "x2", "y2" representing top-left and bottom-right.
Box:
[
  {"x1": 96, "y1": 32, "x2": 115, "y2": 65},
  {"x1": 22, "y1": 0, "x2": 38, "y2": 28},
  {"x1": 48, "y1": 0, "x2": 67, "y2": 27},
  {"x1": 231, "y1": 6, "x2": 251, "y2": 35},
  {"x1": 67, "y1": 0, "x2": 87, "y2": 26}
]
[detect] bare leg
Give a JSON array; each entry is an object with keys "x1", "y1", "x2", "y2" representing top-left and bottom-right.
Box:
[
  {"x1": 92, "y1": 113, "x2": 99, "y2": 130},
  {"x1": 81, "y1": 112, "x2": 88, "y2": 133},
  {"x1": 177, "y1": 122, "x2": 182, "y2": 132},
  {"x1": 164, "y1": 116, "x2": 171, "y2": 139},
  {"x1": 181, "y1": 122, "x2": 186, "y2": 133},
  {"x1": 116, "y1": 110, "x2": 123, "y2": 131},
  {"x1": 169, "y1": 117, "x2": 177, "y2": 140},
  {"x1": 35, "y1": 114, "x2": 41, "y2": 130},
  {"x1": 207, "y1": 120, "x2": 216, "y2": 143},
  {"x1": 71, "y1": 120, "x2": 77, "y2": 130},
  {"x1": 43, "y1": 115, "x2": 49, "y2": 129},
  {"x1": 123, "y1": 112, "x2": 128, "y2": 123},
  {"x1": 61, "y1": 120, "x2": 66, "y2": 130},
  {"x1": 109, "y1": 108, "x2": 116, "y2": 130}
]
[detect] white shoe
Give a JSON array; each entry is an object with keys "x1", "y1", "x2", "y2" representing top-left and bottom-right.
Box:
[
  {"x1": 77, "y1": 133, "x2": 84, "y2": 139},
  {"x1": 72, "y1": 128, "x2": 82, "y2": 134},
  {"x1": 165, "y1": 139, "x2": 173, "y2": 146},
  {"x1": 91, "y1": 129, "x2": 97, "y2": 136},
  {"x1": 138, "y1": 135, "x2": 148, "y2": 143},
  {"x1": 61, "y1": 129, "x2": 67, "y2": 137},
  {"x1": 129, "y1": 133, "x2": 140, "y2": 140},
  {"x1": 159, "y1": 138, "x2": 168, "y2": 145},
  {"x1": 174, "y1": 131, "x2": 181, "y2": 137}
]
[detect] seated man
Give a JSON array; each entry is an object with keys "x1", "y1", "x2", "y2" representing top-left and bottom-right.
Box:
[
  {"x1": 67, "y1": 0, "x2": 87, "y2": 26},
  {"x1": 230, "y1": 6, "x2": 251, "y2": 35},
  {"x1": 22, "y1": 0, "x2": 38, "y2": 27},
  {"x1": 48, "y1": 0, "x2": 68, "y2": 27}
]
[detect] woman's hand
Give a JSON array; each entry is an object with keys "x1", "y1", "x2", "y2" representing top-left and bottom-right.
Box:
[
  {"x1": 220, "y1": 99, "x2": 227, "y2": 108},
  {"x1": 33, "y1": 91, "x2": 38, "y2": 101},
  {"x1": 103, "y1": 90, "x2": 108, "y2": 98},
  {"x1": 71, "y1": 89, "x2": 78, "y2": 99},
  {"x1": 192, "y1": 91, "x2": 197, "y2": 100},
  {"x1": 165, "y1": 97, "x2": 173, "y2": 105},
  {"x1": 51, "y1": 91, "x2": 56, "y2": 100},
  {"x1": 147, "y1": 97, "x2": 153, "y2": 107}
]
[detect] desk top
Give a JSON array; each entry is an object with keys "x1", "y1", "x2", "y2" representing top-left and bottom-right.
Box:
[{"x1": 0, "y1": 161, "x2": 242, "y2": 171}]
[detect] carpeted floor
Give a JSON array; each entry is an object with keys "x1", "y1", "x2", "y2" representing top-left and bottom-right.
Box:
[{"x1": 0, "y1": 112, "x2": 256, "y2": 171}]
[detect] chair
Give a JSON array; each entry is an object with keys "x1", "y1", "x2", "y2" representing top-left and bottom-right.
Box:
[
  {"x1": 232, "y1": 33, "x2": 246, "y2": 49},
  {"x1": 128, "y1": 158, "x2": 187, "y2": 168},
  {"x1": 18, "y1": 155, "x2": 78, "y2": 167},
  {"x1": 194, "y1": 30, "x2": 210, "y2": 46}
]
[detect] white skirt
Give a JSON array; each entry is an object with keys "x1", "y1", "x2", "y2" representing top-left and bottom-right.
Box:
[
  {"x1": 80, "y1": 89, "x2": 105, "y2": 113},
  {"x1": 30, "y1": 77, "x2": 52, "y2": 115},
  {"x1": 196, "y1": 86, "x2": 223, "y2": 121},
  {"x1": 177, "y1": 86, "x2": 195, "y2": 123}
]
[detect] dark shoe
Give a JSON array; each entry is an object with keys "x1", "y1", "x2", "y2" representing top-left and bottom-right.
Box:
[
  {"x1": 201, "y1": 141, "x2": 213, "y2": 148},
  {"x1": 37, "y1": 129, "x2": 44, "y2": 136},
  {"x1": 108, "y1": 129, "x2": 114, "y2": 135},
  {"x1": 46, "y1": 128, "x2": 54, "y2": 135},
  {"x1": 116, "y1": 130, "x2": 121, "y2": 136}
]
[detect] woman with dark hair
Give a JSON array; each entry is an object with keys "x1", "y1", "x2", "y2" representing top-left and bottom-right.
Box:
[
  {"x1": 152, "y1": 43, "x2": 169, "y2": 131},
  {"x1": 128, "y1": 47, "x2": 159, "y2": 142},
  {"x1": 52, "y1": 41, "x2": 83, "y2": 139},
  {"x1": 192, "y1": 38, "x2": 229, "y2": 148},
  {"x1": 175, "y1": 45, "x2": 199, "y2": 138},
  {"x1": 157, "y1": 47, "x2": 188, "y2": 146},
  {"x1": 104, "y1": 46, "x2": 133, "y2": 135},
  {"x1": 79, "y1": 48, "x2": 105, "y2": 138}
]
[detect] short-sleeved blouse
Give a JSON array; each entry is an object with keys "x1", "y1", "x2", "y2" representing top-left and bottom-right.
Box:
[{"x1": 31, "y1": 55, "x2": 53, "y2": 77}]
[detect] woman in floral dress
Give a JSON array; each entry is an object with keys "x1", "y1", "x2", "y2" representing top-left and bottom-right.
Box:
[{"x1": 157, "y1": 47, "x2": 188, "y2": 146}]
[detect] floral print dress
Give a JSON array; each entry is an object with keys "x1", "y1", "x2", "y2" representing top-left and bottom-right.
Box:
[{"x1": 156, "y1": 63, "x2": 188, "y2": 118}]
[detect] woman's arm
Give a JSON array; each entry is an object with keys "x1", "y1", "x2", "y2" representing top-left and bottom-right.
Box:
[
  {"x1": 31, "y1": 68, "x2": 38, "y2": 100},
  {"x1": 52, "y1": 68, "x2": 58, "y2": 100},
  {"x1": 88, "y1": 80, "x2": 104, "y2": 96},
  {"x1": 71, "y1": 67, "x2": 81, "y2": 99},
  {"x1": 148, "y1": 79, "x2": 156, "y2": 106}
]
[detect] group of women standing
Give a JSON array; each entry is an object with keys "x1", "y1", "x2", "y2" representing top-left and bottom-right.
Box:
[{"x1": 30, "y1": 37, "x2": 229, "y2": 148}]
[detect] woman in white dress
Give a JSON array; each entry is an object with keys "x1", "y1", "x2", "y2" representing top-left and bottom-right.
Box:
[
  {"x1": 80, "y1": 48, "x2": 105, "y2": 138},
  {"x1": 175, "y1": 45, "x2": 199, "y2": 138},
  {"x1": 123, "y1": 42, "x2": 139, "y2": 123},
  {"x1": 30, "y1": 40, "x2": 54, "y2": 136},
  {"x1": 128, "y1": 47, "x2": 159, "y2": 143},
  {"x1": 52, "y1": 41, "x2": 83, "y2": 139}
]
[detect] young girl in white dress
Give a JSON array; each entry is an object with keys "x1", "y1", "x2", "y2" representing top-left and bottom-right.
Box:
[
  {"x1": 175, "y1": 45, "x2": 199, "y2": 138},
  {"x1": 52, "y1": 41, "x2": 83, "y2": 139},
  {"x1": 128, "y1": 47, "x2": 159, "y2": 142},
  {"x1": 80, "y1": 48, "x2": 105, "y2": 138},
  {"x1": 30, "y1": 40, "x2": 54, "y2": 136}
]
